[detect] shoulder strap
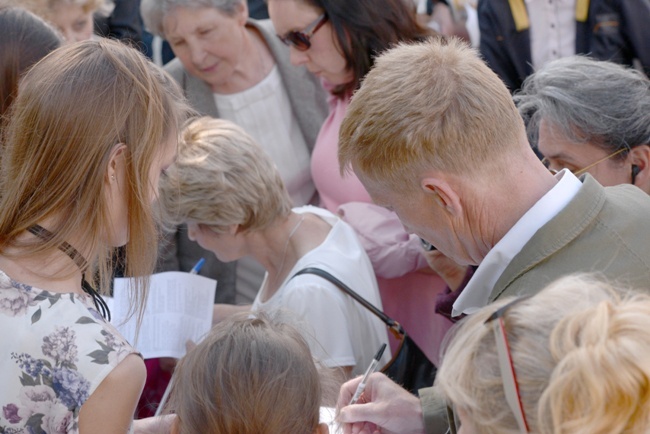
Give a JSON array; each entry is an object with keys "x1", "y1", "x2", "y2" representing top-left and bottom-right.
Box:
[{"x1": 292, "y1": 267, "x2": 402, "y2": 333}]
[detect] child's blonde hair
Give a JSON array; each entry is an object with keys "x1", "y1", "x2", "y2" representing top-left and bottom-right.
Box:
[{"x1": 158, "y1": 117, "x2": 292, "y2": 235}]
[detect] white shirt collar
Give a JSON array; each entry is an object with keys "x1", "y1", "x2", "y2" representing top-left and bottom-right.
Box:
[{"x1": 452, "y1": 170, "x2": 582, "y2": 316}]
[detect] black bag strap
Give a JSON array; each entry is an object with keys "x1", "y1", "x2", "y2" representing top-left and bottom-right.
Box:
[{"x1": 292, "y1": 267, "x2": 404, "y2": 335}]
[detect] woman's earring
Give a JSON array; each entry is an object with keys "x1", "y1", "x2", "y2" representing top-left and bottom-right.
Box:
[{"x1": 111, "y1": 174, "x2": 115, "y2": 182}]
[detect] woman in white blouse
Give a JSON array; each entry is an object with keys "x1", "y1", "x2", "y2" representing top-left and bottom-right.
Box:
[{"x1": 159, "y1": 117, "x2": 390, "y2": 379}]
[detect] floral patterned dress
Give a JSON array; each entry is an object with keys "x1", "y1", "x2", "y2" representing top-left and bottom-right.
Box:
[{"x1": 0, "y1": 270, "x2": 138, "y2": 434}]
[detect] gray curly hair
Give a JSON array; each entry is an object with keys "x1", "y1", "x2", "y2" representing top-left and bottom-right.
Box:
[{"x1": 515, "y1": 56, "x2": 650, "y2": 156}]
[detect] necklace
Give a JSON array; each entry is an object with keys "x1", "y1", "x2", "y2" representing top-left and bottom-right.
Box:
[
  {"x1": 268, "y1": 214, "x2": 305, "y2": 291},
  {"x1": 27, "y1": 224, "x2": 111, "y2": 320}
]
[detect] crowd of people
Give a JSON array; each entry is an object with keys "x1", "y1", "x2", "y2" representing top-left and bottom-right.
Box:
[{"x1": 0, "y1": 0, "x2": 649, "y2": 433}]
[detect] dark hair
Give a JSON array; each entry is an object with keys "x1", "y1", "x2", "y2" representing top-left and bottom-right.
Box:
[
  {"x1": 0, "y1": 7, "x2": 61, "y2": 119},
  {"x1": 302, "y1": 0, "x2": 434, "y2": 97}
]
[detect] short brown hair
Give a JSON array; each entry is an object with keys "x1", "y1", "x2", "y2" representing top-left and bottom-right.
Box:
[
  {"x1": 169, "y1": 311, "x2": 322, "y2": 434},
  {"x1": 338, "y1": 38, "x2": 526, "y2": 190}
]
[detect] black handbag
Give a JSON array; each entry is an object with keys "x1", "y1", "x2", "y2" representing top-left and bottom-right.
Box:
[{"x1": 293, "y1": 267, "x2": 437, "y2": 394}]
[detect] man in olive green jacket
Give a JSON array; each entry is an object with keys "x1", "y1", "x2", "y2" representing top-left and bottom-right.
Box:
[{"x1": 334, "y1": 37, "x2": 650, "y2": 434}]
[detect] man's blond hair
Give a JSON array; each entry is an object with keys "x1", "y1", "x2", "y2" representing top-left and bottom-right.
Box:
[{"x1": 339, "y1": 37, "x2": 526, "y2": 188}]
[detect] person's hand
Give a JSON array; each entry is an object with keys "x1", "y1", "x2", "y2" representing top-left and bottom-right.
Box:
[
  {"x1": 159, "y1": 357, "x2": 177, "y2": 373},
  {"x1": 423, "y1": 250, "x2": 468, "y2": 292},
  {"x1": 133, "y1": 415, "x2": 176, "y2": 434},
  {"x1": 336, "y1": 373, "x2": 426, "y2": 434}
]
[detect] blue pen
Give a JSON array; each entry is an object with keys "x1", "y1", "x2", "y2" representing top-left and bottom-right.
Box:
[{"x1": 190, "y1": 257, "x2": 206, "y2": 274}]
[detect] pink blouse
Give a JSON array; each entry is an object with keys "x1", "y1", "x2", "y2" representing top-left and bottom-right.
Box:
[
  {"x1": 311, "y1": 94, "x2": 371, "y2": 209},
  {"x1": 310, "y1": 88, "x2": 453, "y2": 365}
]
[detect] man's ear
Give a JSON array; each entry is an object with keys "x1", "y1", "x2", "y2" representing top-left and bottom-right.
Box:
[{"x1": 420, "y1": 177, "x2": 461, "y2": 216}]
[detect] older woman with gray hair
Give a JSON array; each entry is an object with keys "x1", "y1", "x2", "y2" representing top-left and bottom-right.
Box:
[
  {"x1": 141, "y1": 0, "x2": 328, "y2": 304},
  {"x1": 515, "y1": 56, "x2": 650, "y2": 193}
]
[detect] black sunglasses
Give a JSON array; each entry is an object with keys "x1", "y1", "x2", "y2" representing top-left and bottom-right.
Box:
[{"x1": 277, "y1": 13, "x2": 328, "y2": 51}]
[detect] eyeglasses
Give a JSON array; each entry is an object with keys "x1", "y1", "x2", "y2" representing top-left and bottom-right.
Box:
[
  {"x1": 484, "y1": 296, "x2": 531, "y2": 434},
  {"x1": 277, "y1": 13, "x2": 328, "y2": 51},
  {"x1": 542, "y1": 147, "x2": 626, "y2": 176}
]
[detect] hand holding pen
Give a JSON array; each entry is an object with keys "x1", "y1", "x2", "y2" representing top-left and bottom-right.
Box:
[
  {"x1": 336, "y1": 364, "x2": 426, "y2": 434},
  {"x1": 349, "y1": 343, "x2": 387, "y2": 405}
]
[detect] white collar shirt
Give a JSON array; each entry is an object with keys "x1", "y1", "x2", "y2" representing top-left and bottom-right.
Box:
[{"x1": 452, "y1": 170, "x2": 582, "y2": 316}]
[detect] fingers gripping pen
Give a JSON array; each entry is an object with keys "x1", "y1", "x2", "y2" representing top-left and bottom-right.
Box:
[{"x1": 349, "y1": 343, "x2": 387, "y2": 405}]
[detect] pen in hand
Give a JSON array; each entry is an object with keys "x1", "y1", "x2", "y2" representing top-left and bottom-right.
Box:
[{"x1": 348, "y1": 343, "x2": 387, "y2": 405}]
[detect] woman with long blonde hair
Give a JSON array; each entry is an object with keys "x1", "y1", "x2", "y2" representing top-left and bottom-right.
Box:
[{"x1": 0, "y1": 39, "x2": 189, "y2": 433}]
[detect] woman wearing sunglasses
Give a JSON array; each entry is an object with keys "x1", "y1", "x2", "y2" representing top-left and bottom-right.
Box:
[{"x1": 267, "y1": 0, "x2": 451, "y2": 367}]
